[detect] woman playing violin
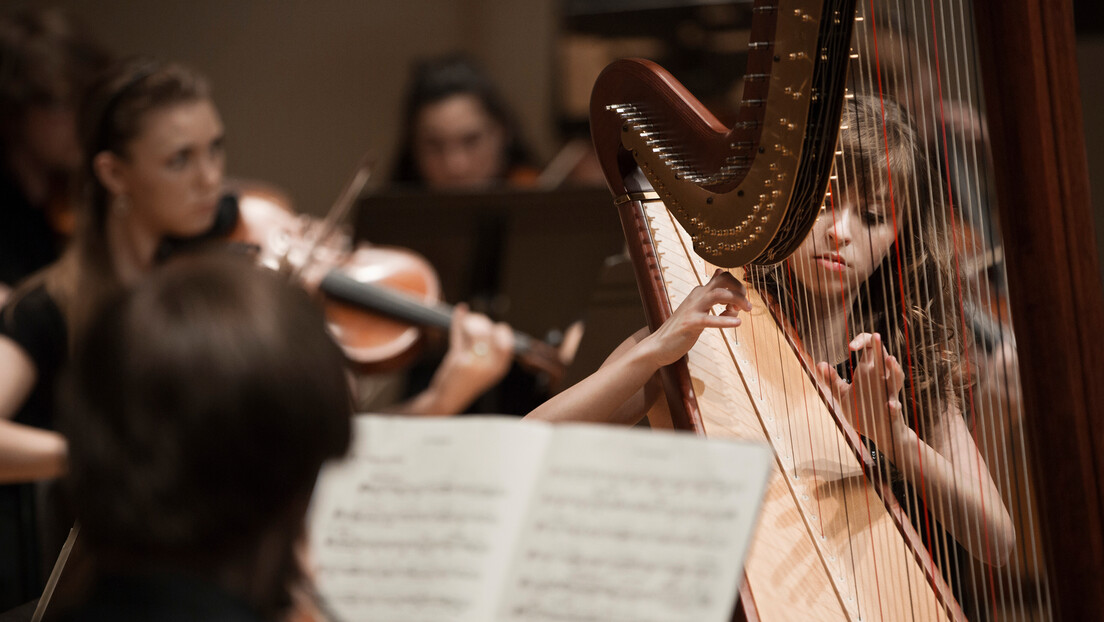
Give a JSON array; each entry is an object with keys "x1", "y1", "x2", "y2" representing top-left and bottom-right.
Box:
[{"x1": 0, "y1": 58, "x2": 514, "y2": 608}]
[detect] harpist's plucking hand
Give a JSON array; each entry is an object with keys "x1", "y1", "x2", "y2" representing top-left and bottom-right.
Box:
[
  {"x1": 817, "y1": 332, "x2": 912, "y2": 453},
  {"x1": 638, "y1": 269, "x2": 751, "y2": 368}
]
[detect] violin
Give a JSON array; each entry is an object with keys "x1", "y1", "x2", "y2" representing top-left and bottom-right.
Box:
[{"x1": 226, "y1": 167, "x2": 567, "y2": 383}]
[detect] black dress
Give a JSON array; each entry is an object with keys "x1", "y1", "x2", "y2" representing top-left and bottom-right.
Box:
[{"x1": 0, "y1": 171, "x2": 61, "y2": 288}]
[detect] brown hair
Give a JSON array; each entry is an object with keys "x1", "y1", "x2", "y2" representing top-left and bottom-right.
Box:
[{"x1": 62, "y1": 252, "x2": 352, "y2": 617}]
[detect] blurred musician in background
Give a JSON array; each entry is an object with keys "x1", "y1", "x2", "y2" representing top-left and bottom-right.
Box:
[
  {"x1": 0, "y1": 8, "x2": 111, "y2": 307},
  {"x1": 0, "y1": 7, "x2": 110, "y2": 610},
  {"x1": 56, "y1": 253, "x2": 353, "y2": 621},
  {"x1": 381, "y1": 53, "x2": 554, "y2": 414},
  {"x1": 389, "y1": 53, "x2": 539, "y2": 190}
]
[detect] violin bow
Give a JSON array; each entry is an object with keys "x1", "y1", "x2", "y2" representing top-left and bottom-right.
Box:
[{"x1": 284, "y1": 153, "x2": 375, "y2": 280}]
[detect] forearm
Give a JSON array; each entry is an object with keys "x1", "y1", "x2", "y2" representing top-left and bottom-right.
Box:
[
  {"x1": 388, "y1": 384, "x2": 469, "y2": 417},
  {"x1": 891, "y1": 430, "x2": 1015, "y2": 565},
  {"x1": 525, "y1": 334, "x2": 661, "y2": 425},
  {"x1": 0, "y1": 420, "x2": 67, "y2": 483},
  {"x1": 528, "y1": 270, "x2": 749, "y2": 424}
]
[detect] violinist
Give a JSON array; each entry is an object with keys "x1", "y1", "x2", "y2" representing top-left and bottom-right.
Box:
[
  {"x1": 0, "y1": 57, "x2": 509, "y2": 611},
  {"x1": 0, "y1": 7, "x2": 111, "y2": 305}
]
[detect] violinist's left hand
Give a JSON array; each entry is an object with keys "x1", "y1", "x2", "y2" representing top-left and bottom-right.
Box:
[
  {"x1": 419, "y1": 304, "x2": 513, "y2": 415},
  {"x1": 816, "y1": 332, "x2": 914, "y2": 453}
]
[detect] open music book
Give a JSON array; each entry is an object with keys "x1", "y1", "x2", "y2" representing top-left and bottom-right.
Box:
[{"x1": 307, "y1": 416, "x2": 773, "y2": 622}]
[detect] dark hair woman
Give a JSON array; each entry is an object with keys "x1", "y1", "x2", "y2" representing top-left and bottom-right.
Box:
[{"x1": 389, "y1": 53, "x2": 538, "y2": 189}]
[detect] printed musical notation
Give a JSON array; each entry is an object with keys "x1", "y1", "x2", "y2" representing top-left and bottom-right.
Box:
[{"x1": 307, "y1": 416, "x2": 772, "y2": 622}]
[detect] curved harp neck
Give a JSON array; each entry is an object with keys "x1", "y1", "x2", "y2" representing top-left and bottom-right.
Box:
[{"x1": 590, "y1": 0, "x2": 857, "y2": 267}]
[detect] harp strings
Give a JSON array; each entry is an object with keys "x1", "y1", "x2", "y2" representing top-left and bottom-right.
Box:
[
  {"x1": 896, "y1": 0, "x2": 1004, "y2": 611},
  {"x1": 854, "y1": 0, "x2": 978, "y2": 611},
  {"x1": 941, "y1": 1, "x2": 1050, "y2": 612},
  {"x1": 921, "y1": 0, "x2": 998, "y2": 607},
  {"x1": 813, "y1": 0, "x2": 1050, "y2": 617}
]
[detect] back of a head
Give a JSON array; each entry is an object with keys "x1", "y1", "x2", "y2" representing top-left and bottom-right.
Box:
[{"x1": 63, "y1": 252, "x2": 351, "y2": 573}]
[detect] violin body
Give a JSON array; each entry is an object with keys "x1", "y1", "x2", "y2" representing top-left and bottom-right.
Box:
[
  {"x1": 227, "y1": 182, "x2": 565, "y2": 381},
  {"x1": 321, "y1": 246, "x2": 439, "y2": 369},
  {"x1": 227, "y1": 182, "x2": 442, "y2": 370}
]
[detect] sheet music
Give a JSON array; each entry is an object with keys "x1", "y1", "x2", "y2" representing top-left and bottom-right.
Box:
[
  {"x1": 308, "y1": 416, "x2": 544, "y2": 621},
  {"x1": 308, "y1": 416, "x2": 772, "y2": 622}
]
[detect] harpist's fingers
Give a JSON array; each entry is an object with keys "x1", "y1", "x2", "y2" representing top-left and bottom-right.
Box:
[
  {"x1": 849, "y1": 332, "x2": 876, "y2": 353},
  {"x1": 887, "y1": 399, "x2": 903, "y2": 423},
  {"x1": 704, "y1": 270, "x2": 752, "y2": 311},
  {"x1": 702, "y1": 314, "x2": 742, "y2": 328},
  {"x1": 885, "y1": 355, "x2": 905, "y2": 394},
  {"x1": 816, "y1": 362, "x2": 848, "y2": 399},
  {"x1": 718, "y1": 303, "x2": 743, "y2": 317}
]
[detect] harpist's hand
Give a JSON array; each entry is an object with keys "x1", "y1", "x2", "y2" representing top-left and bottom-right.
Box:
[
  {"x1": 639, "y1": 269, "x2": 751, "y2": 368},
  {"x1": 816, "y1": 332, "x2": 912, "y2": 453}
]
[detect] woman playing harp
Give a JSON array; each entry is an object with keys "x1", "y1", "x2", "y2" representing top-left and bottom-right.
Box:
[
  {"x1": 597, "y1": 94, "x2": 1015, "y2": 575},
  {"x1": 590, "y1": 0, "x2": 1099, "y2": 616},
  {"x1": 747, "y1": 95, "x2": 1014, "y2": 568}
]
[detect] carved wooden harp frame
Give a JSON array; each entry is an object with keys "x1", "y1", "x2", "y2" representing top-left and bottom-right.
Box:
[{"x1": 590, "y1": 0, "x2": 1103, "y2": 620}]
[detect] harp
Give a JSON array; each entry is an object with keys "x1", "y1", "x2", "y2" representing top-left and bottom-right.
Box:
[{"x1": 590, "y1": 0, "x2": 1102, "y2": 620}]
